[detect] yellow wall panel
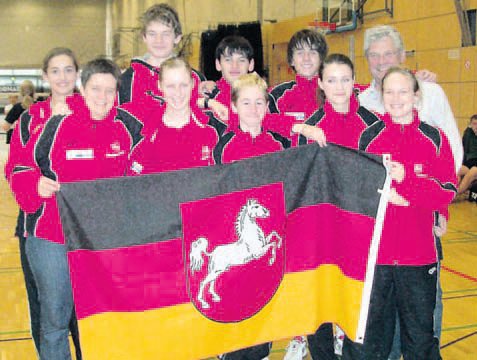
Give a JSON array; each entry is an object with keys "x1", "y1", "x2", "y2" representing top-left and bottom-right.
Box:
[
  {"x1": 353, "y1": 27, "x2": 366, "y2": 58},
  {"x1": 354, "y1": 56, "x2": 371, "y2": 86},
  {"x1": 465, "y1": 0, "x2": 477, "y2": 9},
  {"x1": 416, "y1": 14, "x2": 461, "y2": 50},
  {"x1": 441, "y1": 83, "x2": 461, "y2": 118},
  {"x1": 472, "y1": 82, "x2": 477, "y2": 120},
  {"x1": 417, "y1": 50, "x2": 461, "y2": 83},
  {"x1": 327, "y1": 33, "x2": 349, "y2": 55},
  {"x1": 188, "y1": 38, "x2": 201, "y2": 70},
  {"x1": 460, "y1": 47, "x2": 477, "y2": 82},
  {"x1": 359, "y1": 16, "x2": 392, "y2": 35},
  {"x1": 262, "y1": 23, "x2": 274, "y2": 67},
  {"x1": 359, "y1": 0, "x2": 389, "y2": 14},
  {"x1": 270, "y1": 14, "x2": 315, "y2": 44},
  {"x1": 0, "y1": 0, "x2": 106, "y2": 67},
  {"x1": 469, "y1": 81, "x2": 477, "y2": 125},
  {"x1": 456, "y1": 117, "x2": 469, "y2": 134},
  {"x1": 458, "y1": 82, "x2": 476, "y2": 119},
  {"x1": 263, "y1": 0, "x2": 313, "y2": 22},
  {"x1": 401, "y1": 55, "x2": 417, "y2": 74},
  {"x1": 417, "y1": 0, "x2": 456, "y2": 18},
  {"x1": 393, "y1": 0, "x2": 420, "y2": 22},
  {"x1": 396, "y1": 21, "x2": 419, "y2": 54}
]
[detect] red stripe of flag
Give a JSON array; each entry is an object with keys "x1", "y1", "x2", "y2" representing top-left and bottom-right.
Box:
[{"x1": 69, "y1": 203, "x2": 374, "y2": 320}]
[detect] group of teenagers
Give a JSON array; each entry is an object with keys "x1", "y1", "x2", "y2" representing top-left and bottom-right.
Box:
[{"x1": 3, "y1": 2, "x2": 472, "y2": 360}]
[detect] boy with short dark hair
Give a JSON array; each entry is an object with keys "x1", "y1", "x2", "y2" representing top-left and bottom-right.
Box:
[
  {"x1": 211, "y1": 35, "x2": 255, "y2": 104},
  {"x1": 204, "y1": 35, "x2": 256, "y2": 132},
  {"x1": 267, "y1": 30, "x2": 329, "y2": 360},
  {"x1": 207, "y1": 35, "x2": 303, "y2": 138},
  {"x1": 268, "y1": 29, "x2": 328, "y2": 121}
]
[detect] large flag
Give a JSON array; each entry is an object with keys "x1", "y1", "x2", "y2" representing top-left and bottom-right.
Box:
[{"x1": 57, "y1": 143, "x2": 389, "y2": 360}]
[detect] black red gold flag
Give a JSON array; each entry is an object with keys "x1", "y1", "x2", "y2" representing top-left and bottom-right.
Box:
[{"x1": 57, "y1": 143, "x2": 389, "y2": 359}]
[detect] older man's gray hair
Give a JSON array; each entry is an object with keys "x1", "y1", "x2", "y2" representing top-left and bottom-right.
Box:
[{"x1": 363, "y1": 25, "x2": 404, "y2": 55}]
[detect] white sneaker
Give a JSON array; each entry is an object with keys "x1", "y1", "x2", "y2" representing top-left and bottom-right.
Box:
[{"x1": 284, "y1": 336, "x2": 307, "y2": 360}]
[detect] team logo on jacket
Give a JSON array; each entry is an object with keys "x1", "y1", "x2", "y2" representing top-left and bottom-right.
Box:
[
  {"x1": 110, "y1": 141, "x2": 121, "y2": 152},
  {"x1": 414, "y1": 163, "x2": 423, "y2": 176},
  {"x1": 201, "y1": 146, "x2": 211, "y2": 162},
  {"x1": 105, "y1": 141, "x2": 125, "y2": 158},
  {"x1": 181, "y1": 183, "x2": 285, "y2": 322}
]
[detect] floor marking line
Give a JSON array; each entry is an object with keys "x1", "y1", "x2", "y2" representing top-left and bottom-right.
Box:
[
  {"x1": 444, "y1": 238, "x2": 477, "y2": 244},
  {"x1": 443, "y1": 294, "x2": 477, "y2": 300},
  {"x1": 443, "y1": 288, "x2": 477, "y2": 295},
  {"x1": 0, "y1": 337, "x2": 31, "y2": 343},
  {"x1": 442, "y1": 323, "x2": 477, "y2": 332},
  {"x1": 440, "y1": 330, "x2": 477, "y2": 349},
  {"x1": 441, "y1": 265, "x2": 477, "y2": 283},
  {"x1": 0, "y1": 330, "x2": 30, "y2": 335}
]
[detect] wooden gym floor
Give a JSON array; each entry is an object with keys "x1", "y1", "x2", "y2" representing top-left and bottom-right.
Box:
[{"x1": 0, "y1": 140, "x2": 476, "y2": 360}]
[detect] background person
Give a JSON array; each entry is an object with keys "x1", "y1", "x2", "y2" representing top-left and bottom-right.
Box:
[
  {"x1": 457, "y1": 114, "x2": 477, "y2": 196},
  {"x1": 4, "y1": 94, "x2": 19, "y2": 115},
  {"x1": 2, "y1": 80, "x2": 35, "y2": 144}
]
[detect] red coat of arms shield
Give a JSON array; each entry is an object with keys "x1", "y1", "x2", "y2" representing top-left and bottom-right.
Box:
[{"x1": 181, "y1": 182, "x2": 286, "y2": 322}]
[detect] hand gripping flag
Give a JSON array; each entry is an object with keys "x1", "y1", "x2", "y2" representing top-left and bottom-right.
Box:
[{"x1": 57, "y1": 143, "x2": 390, "y2": 360}]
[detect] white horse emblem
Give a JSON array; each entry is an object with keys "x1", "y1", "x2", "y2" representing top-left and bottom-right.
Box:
[{"x1": 189, "y1": 199, "x2": 282, "y2": 309}]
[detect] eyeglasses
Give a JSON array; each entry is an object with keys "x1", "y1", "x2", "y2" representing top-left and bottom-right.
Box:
[{"x1": 367, "y1": 51, "x2": 399, "y2": 61}]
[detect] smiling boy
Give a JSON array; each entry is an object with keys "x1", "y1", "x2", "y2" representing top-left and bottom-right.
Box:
[
  {"x1": 118, "y1": 3, "x2": 206, "y2": 105},
  {"x1": 268, "y1": 29, "x2": 328, "y2": 121}
]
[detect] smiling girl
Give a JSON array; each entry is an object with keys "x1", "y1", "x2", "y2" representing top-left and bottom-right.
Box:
[
  {"x1": 297, "y1": 54, "x2": 379, "y2": 148},
  {"x1": 213, "y1": 73, "x2": 290, "y2": 166},
  {"x1": 7, "y1": 58, "x2": 131, "y2": 360},
  {"x1": 357, "y1": 67, "x2": 457, "y2": 359},
  {"x1": 127, "y1": 57, "x2": 218, "y2": 175},
  {"x1": 4, "y1": 47, "x2": 82, "y2": 358},
  {"x1": 294, "y1": 53, "x2": 381, "y2": 360}
]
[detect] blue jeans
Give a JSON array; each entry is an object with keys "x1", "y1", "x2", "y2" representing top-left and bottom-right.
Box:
[
  {"x1": 19, "y1": 234, "x2": 41, "y2": 354},
  {"x1": 388, "y1": 263, "x2": 442, "y2": 360},
  {"x1": 26, "y1": 236, "x2": 74, "y2": 360}
]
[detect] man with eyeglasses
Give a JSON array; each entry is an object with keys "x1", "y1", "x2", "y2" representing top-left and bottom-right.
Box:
[
  {"x1": 359, "y1": 25, "x2": 462, "y2": 360},
  {"x1": 359, "y1": 25, "x2": 462, "y2": 169}
]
